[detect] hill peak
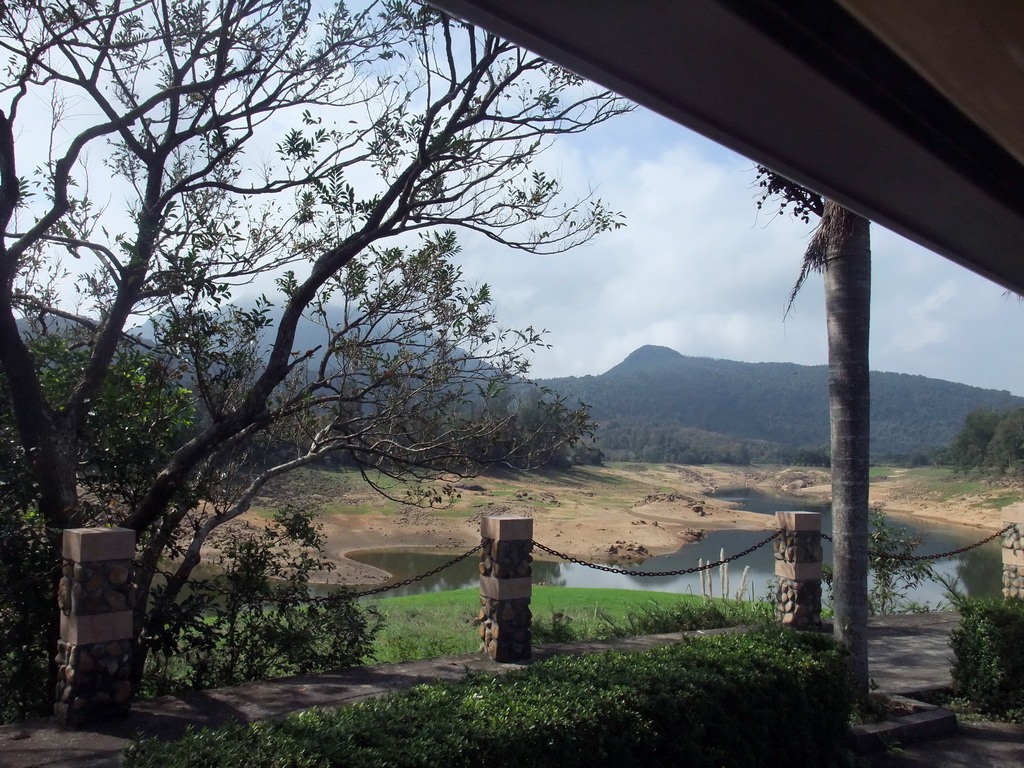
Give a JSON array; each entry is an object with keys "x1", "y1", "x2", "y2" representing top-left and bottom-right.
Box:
[
  {"x1": 610, "y1": 345, "x2": 685, "y2": 373},
  {"x1": 540, "y1": 347, "x2": 1024, "y2": 457}
]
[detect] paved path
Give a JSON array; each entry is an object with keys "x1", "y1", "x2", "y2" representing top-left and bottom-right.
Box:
[
  {"x1": 870, "y1": 721, "x2": 1024, "y2": 768},
  {"x1": 851, "y1": 613, "x2": 1024, "y2": 767},
  {"x1": 859, "y1": 612, "x2": 962, "y2": 695},
  {"x1": 1, "y1": 612, "x2": 1019, "y2": 768}
]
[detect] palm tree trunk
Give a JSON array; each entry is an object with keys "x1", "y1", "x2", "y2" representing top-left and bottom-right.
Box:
[{"x1": 820, "y1": 200, "x2": 872, "y2": 696}]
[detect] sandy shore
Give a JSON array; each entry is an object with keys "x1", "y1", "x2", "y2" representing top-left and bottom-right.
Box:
[
  {"x1": 236, "y1": 463, "x2": 1018, "y2": 587},
  {"x1": 298, "y1": 464, "x2": 779, "y2": 586}
]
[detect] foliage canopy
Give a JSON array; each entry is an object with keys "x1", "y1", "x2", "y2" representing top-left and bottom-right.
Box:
[{"x1": 0, "y1": 0, "x2": 628, "y2": 714}]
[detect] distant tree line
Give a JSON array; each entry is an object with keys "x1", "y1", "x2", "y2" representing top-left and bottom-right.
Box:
[
  {"x1": 939, "y1": 407, "x2": 1024, "y2": 474},
  {"x1": 593, "y1": 422, "x2": 783, "y2": 466},
  {"x1": 588, "y1": 422, "x2": 943, "y2": 469}
]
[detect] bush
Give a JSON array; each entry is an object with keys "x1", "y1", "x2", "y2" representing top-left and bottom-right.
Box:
[
  {"x1": 822, "y1": 510, "x2": 936, "y2": 615},
  {"x1": 950, "y1": 599, "x2": 1024, "y2": 719},
  {"x1": 140, "y1": 510, "x2": 381, "y2": 698},
  {"x1": 125, "y1": 629, "x2": 852, "y2": 768},
  {"x1": 0, "y1": 512, "x2": 55, "y2": 722}
]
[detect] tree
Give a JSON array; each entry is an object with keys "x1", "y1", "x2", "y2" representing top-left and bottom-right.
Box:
[
  {"x1": 942, "y1": 406, "x2": 1024, "y2": 474},
  {"x1": 756, "y1": 169, "x2": 872, "y2": 696},
  {"x1": 0, "y1": 0, "x2": 629, "y2": 703},
  {"x1": 942, "y1": 406, "x2": 1007, "y2": 471},
  {"x1": 986, "y1": 408, "x2": 1024, "y2": 472}
]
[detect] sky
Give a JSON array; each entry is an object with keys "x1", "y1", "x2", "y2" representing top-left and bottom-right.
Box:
[
  {"x1": 455, "y1": 106, "x2": 1024, "y2": 396},
  {"x1": 14, "y1": 8, "x2": 1021, "y2": 398}
]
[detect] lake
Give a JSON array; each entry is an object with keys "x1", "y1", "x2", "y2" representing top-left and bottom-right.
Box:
[{"x1": 342, "y1": 487, "x2": 1004, "y2": 604}]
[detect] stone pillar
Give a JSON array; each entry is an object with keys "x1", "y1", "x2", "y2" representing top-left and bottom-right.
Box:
[
  {"x1": 55, "y1": 528, "x2": 136, "y2": 727},
  {"x1": 479, "y1": 516, "x2": 533, "y2": 662},
  {"x1": 774, "y1": 511, "x2": 823, "y2": 630},
  {"x1": 1002, "y1": 504, "x2": 1024, "y2": 599}
]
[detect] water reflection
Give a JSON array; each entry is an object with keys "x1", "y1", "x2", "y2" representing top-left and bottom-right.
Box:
[
  {"x1": 335, "y1": 487, "x2": 1003, "y2": 604},
  {"x1": 709, "y1": 487, "x2": 1002, "y2": 604}
]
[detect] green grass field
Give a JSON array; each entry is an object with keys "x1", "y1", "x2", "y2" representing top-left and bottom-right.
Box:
[{"x1": 366, "y1": 586, "x2": 771, "y2": 663}]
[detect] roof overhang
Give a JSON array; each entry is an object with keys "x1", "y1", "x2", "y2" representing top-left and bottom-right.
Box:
[{"x1": 429, "y1": 0, "x2": 1024, "y2": 292}]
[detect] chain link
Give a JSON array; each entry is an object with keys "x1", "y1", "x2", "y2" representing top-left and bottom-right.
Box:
[
  {"x1": 532, "y1": 530, "x2": 782, "y2": 577},
  {"x1": 115, "y1": 519, "x2": 1020, "y2": 608},
  {"x1": 90, "y1": 521, "x2": 1022, "y2": 610},
  {"x1": 131, "y1": 544, "x2": 485, "y2": 605},
  {"x1": 347, "y1": 544, "x2": 483, "y2": 599},
  {"x1": 819, "y1": 524, "x2": 1012, "y2": 563}
]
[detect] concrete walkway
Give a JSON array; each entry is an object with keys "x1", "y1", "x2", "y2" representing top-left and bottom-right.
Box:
[
  {"x1": 0, "y1": 612, "x2": 1017, "y2": 768},
  {"x1": 859, "y1": 612, "x2": 963, "y2": 695}
]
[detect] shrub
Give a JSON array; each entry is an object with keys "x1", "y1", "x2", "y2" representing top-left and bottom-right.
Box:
[
  {"x1": 0, "y1": 512, "x2": 54, "y2": 722},
  {"x1": 140, "y1": 509, "x2": 381, "y2": 698},
  {"x1": 950, "y1": 599, "x2": 1024, "y2": 720},
  {"x1": 125, "y1": 629, "x2": 852, "y2": 768},
  {"x1": 822, "y1": 509, "x2": 936, "y2": 615}
]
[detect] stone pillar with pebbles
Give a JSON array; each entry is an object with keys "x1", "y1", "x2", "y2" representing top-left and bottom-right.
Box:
[
  {"x1": 1002, "y1": 504, "x2": 1024, "y2": 599},
  {"x1": 55, "y1": 528, "x2": 136, "y2": 727},
  {"x1": 774, "y1": 511, "x2": 823, "y2": 630},
  {"x1": 479, "y1": 516, "x2": 533, "y2": 662}
]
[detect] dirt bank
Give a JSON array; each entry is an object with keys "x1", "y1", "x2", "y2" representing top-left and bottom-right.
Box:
[
  {"x1": 238, "y1": 463, "x2": 1020, "y2": 586},
  {"x1": 242, "y1": 464, "x2": 778, "y2": 586}
]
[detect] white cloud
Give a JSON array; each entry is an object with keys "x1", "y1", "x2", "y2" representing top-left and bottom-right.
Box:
[
  {"x1": 890, "y1": 282, "x2": 958, "y2": 353},
  {"x1": 458, "y1": 107, "x2": 1024, "y2": 396}
]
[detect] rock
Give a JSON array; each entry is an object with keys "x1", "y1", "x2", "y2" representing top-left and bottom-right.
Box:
[
  {"x1": 86, "y1": 573, "x2": 106, "y2": 593},
  {"x1": 113, "y1": 681, "x2": 132, "y2": 704},
  {"x1": 107, "y1": 565, "x2": 130, "y2": 586}
]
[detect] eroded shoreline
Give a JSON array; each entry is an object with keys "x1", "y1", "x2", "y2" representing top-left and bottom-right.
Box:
[{"x1": 233, "y1": 463, "x2": 1015, "y2": 587}]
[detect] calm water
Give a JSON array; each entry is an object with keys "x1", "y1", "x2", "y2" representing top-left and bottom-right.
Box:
[{"x1": 339, "y1": 487, "x2": 1003, "y2": 604}]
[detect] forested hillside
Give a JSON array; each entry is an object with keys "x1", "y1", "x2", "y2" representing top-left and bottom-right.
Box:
[{"x1": 539, "y1": 346, "x2": 1024, "y2": 462}]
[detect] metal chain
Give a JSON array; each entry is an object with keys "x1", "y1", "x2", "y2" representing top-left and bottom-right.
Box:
[
  {"x1": 347, "y1": 544, "x2": 483, "y2": 599},
  {"x1": 819, "y1": 524, "x2": 1012, "y2": 562},
  {"x1": 532, "y1": 530, "x2": 782, "y2": 577},
  {"x1": 131, "y1": 544, "x2": 485, "y2": 605}
]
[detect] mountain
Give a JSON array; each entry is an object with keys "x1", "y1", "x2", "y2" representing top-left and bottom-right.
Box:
[{"x1": 538, "y1": 345, "x2": 1024, "y2": 459}]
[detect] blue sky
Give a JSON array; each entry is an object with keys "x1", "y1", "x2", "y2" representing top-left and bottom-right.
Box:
[{"x1": 457, "y1": 106, "x2": 1024, "y2": 396}]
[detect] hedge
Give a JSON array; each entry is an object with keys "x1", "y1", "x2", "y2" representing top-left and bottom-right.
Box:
[
  {"x1": 124, "y1": 629, "x2": 852, "y2": 768},
  {"x1": 950, "y1": 598, "x2": 1024, "y2": 719}
]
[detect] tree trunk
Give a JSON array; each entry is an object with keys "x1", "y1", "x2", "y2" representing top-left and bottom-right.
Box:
[{"x1": 821, "y1": 201, "x2": 872, "y2": 696}]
